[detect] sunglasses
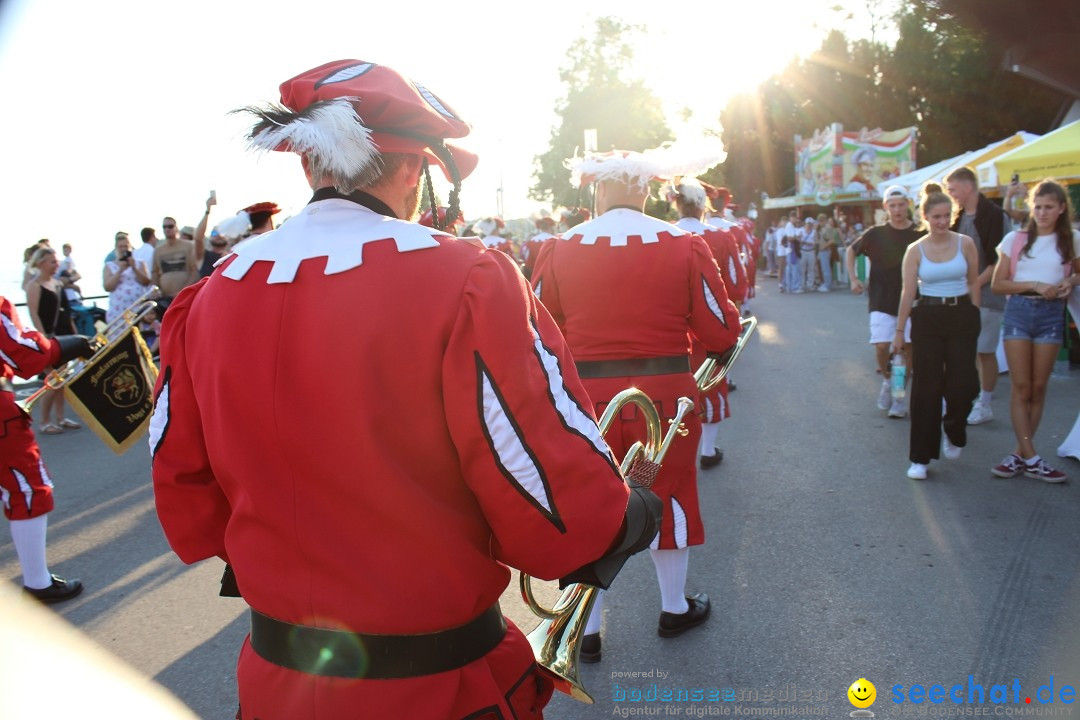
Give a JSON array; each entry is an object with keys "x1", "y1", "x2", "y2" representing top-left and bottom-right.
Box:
[{"x1": 163, "y1": 223, "x2": 176, "y2": 229}]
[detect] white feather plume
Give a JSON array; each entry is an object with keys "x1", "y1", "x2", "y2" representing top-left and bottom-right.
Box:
[
  {"x1": 248, "y1": 98, "x2": 379, "y2": 186},
  {"x1": 216, "y1": 212, "x2": 251, "y2": 240},
  {"x1": 674, "y1": 177, "x2": 707, "y2": 208},
  {"x1": 567, "y1": 137, "x2": 727, "y2": 188}
]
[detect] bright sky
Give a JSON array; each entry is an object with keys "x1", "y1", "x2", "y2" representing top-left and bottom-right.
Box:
[{"x1": 0, "y1": 0, "x2": 891, "y2": 298}]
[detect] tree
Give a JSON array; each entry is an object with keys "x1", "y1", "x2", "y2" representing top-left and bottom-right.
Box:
[
  {"x1": 530, "y1": 17, "x2": 671, "y2": 209},
  {"x1": 717, "y1": 1, "x2": 1066, "y2": 212}
]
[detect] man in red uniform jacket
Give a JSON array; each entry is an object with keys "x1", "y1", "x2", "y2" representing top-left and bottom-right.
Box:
[
  {"x1": 1, "y1": 297, "x2": 90, "y2": 602},
  {"x1": 670, "y1": 178, "x2": 747, "y2": 470},
  {"x1": 149, "y1": 60, "x2": 660, "y2": 720},
  {"x1": 531, "y1": 144, "x2": 741, "y2": 662}
]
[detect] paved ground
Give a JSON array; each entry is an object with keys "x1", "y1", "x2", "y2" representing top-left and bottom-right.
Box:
[{"x1": 3, "y1": 278, "x2": 1079, "y2": 719}]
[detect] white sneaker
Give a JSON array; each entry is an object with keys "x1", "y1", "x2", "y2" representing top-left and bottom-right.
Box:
[
  {"x1": 877, "y1": 381, "x2": 892, "y2": 411},
  {"x1": 906, "y1": 463, "x2": 928, "y2": 480},
  {"x1": 888, "y1": 397, "x2": 907, "y2": 418},
  {"x1": 967, "y1": 404, "x2": 992, "y2": 425},
  {"x1": 817, "y1": 285, "x2": 829, "y2": 293},
  {"x1": 943, "y1": 435, "x2": 962, "y2": 460}
]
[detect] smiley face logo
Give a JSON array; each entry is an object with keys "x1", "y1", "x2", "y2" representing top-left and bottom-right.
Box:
[{"x1": 848, "y1": 678, "x2": 876, "y2": 708}]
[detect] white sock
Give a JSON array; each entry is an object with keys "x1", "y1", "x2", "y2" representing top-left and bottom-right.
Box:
[
  {"x1": 1024, "y1": 454, "x2": 1041, "y2": 466},
  {"x1": 650, "y1": 548, "x2": 690, "y2": 614},
  {"x1": 699, "y1": 422, "x2": 721, "y2": 457},
  {"x1": 585, "y1": 589, "x2": 604, "y2": 635},
  {"x1": 10, "y1": 515, "x2": 51, "y2": 589},
  {"x1": 979, "y1": 391, "x2": 993, "y2": 406}
]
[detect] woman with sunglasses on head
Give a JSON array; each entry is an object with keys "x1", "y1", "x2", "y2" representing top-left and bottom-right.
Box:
[
  {"x1": 894, "y1": 183, "x2": 982, "y2": 480},
  {"x1": 989, "y1": 179, "x2": 1079, "y2": 482}
]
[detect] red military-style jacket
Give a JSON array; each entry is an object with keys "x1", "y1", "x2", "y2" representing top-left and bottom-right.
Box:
[
  {"x1": 1, "y1": 297, "x2": 63, "y2": 520},
  {"x1": 150, "y1": 194, "x2": 629, "y2": 719},
  {"x1": 675, "y1": 217, "x2": 748, "y2": 304},
  {"x1": 531, "y1": 208, "x2": 740, "y2": 549}
]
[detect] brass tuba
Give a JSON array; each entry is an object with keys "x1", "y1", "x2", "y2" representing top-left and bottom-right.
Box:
[
  {"x1": 694, "y1": 316, "x2": 758, "y2": 394},
  {"x1": 18, "y1": 289, "x2": 159, "y2": 413},
  {"x1": 520, "y1": 388, "x2": 695, "y2": 703}
]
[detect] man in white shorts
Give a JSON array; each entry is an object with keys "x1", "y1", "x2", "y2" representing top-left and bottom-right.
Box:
[{"x1": 846, "y1": 186, "x2": 922, "y2": 417}]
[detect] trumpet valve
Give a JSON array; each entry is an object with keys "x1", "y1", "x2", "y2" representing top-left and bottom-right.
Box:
[{"x1": 669, "y1": 419, "x2": 689, "y2": 437}]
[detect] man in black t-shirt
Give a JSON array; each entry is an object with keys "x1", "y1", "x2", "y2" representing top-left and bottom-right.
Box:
[{"x1": 846, "y1": 185, "x2": 922, "y2": 418}]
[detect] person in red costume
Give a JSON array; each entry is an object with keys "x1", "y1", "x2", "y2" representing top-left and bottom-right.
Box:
[
  {"x1": 0, "y1": 298, "x2": 91, "y2": 602},
  {"x1": 419, "y1": 205, "x2": 466, "y2": 234},
  {"x1": 670, "y1": 177, "x2": 747, "y2": 470},
  {"x1": 521, "y1": 210, "x2": 559, "y2": 280},
  {"x1": 149, "y1": 60, "x2": 661, "y2": 720},
  {"x1": 531, "y1": 142, "x2": 741, "y2": 663},
  {"x1": 708, "y1": 190, "x2": 758, "y2": 316}
]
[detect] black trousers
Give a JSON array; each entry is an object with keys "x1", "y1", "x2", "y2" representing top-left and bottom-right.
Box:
[{"x1": 909, "y1": 302, "x2": 980, "y2": 464}]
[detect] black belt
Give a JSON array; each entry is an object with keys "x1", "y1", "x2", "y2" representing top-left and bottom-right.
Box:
[
  {"x1": 575, "y1": 355, "x2": 690, "y2": 379},
  {"x1": 249, "y1": 602, "x2": 506, "y2": 679},
  {"x1": 914, "y1": 294, "x2": 971, "y2": 307}
]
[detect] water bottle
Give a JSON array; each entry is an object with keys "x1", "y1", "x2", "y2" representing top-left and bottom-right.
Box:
[{"x1": 891, "y1": 353, "x2": 906, "y2": 400}]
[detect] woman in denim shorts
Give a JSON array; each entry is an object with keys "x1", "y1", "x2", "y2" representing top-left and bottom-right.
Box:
[{"x1": 990, "y1": 180, "x2": 1080, "y2": 482}]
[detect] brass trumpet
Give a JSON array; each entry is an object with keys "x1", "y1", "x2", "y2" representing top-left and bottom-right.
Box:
[
  {"x1": 18, "y1": 290, "x2": 159, "y2": 413},
  {"x1": 520, "y1": 388, "x2": 695, "y2": 703},
  {"x1": 694, "y1": 316, "x2": 758, "y2": 394}
]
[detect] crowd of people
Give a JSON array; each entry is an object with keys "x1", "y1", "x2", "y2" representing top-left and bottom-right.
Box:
[{"x1": 841, "y1": 174, "x2": 1079, "y2": 482}]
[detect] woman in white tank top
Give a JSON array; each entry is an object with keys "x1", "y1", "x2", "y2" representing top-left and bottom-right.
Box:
[{"x1": 893, "y1": 183, "x2": 981, "y2": 480}]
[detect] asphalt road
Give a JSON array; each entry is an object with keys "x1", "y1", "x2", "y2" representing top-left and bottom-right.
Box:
[{"x1": 3, "y1": 278, "x2": 1079, "y2": 720}]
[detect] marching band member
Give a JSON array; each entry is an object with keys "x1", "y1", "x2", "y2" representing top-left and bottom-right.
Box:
[
  {"x1": 419, "y1": 205, "x2": 466, "y2": 234},
  {"x1": 709, "y1": 189, "x2": 758, "y2": 315},
  {"x1": 671, "y1": 178, "x2": 747, "y2": 469},
  {"x1": 475, "y1": 216, "x2": 513, "y2": 256},
  {"x1": 0, "y1": 297, "x2": 91, "y2": 602},
  {"x1": 531, "y1": 143, "x2": 741, "y2": 662},
  {"x1": 521, "y1": 210, "x2": 559, "y2": 279},
  {"x1": 149, "y1": 60, "x2": 660, "y2": 720}
]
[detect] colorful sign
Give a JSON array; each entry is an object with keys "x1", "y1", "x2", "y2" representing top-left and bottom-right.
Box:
[{"x1": 794, "y1": 125, "x2": 917, "y2": 198}]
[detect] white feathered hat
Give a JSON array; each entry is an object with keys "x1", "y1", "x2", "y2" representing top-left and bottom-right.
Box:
[{"x1": 566, "y1": 137, "x2": 727, "y2": 189}]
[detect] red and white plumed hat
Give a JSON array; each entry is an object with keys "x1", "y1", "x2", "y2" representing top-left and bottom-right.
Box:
[
  {"x1": 419, "y1": 206, "x2": 465, "y2": 230},
  {"x1": 532, "y1": 208, "x2": 557, "y2": 229},
  {"x1": 566, "y1": 138, "x2": 726, "y2": 189},
  {"x1": 243, "y1": 201, "x2": 281, "y2": 217},
  {"x1": 216, "y1": 202, "x2": 282, "y2": 239},
  {"x1": 475, "y1": 217, "x2": 504, "y2": 236},
  {"x1": 244, "y1": 60, "x2": 478, "y2": 189},
  {"x1": 667, "y1": 177, "x2": 709, "y2": 208}
]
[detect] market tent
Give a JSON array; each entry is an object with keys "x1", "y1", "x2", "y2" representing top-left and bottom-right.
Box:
[
  {"x1": 881, "y1": 132, "x2": 1040, "y2": 197},
  {"x1": 986, "y1": 120, "x2": 1080, "y2": 186}
]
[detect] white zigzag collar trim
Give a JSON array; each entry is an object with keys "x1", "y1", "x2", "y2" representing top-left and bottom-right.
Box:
[
  {"x1": 674, "y1": 217, "x2": 715, "y2": 234},
  {"x1": 561, "y1": 208, "x2": 689, "y2": 247},
  {"x1": 221, "y1": 200, "x2": 450, "y2": 284}
]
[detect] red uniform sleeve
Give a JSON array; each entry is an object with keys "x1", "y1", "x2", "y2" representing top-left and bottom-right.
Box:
[
  {"x1": 149, "y1": 280, "x2": 231, "y2": 565},
  {"x1": 530, "y1": 240, "x2": 564, "y2": 332},
  {"x1": 709, "y1": 230, "x2": 748, "y2": 303},
  {"x1": 688, "y1": 236, "x2": 741, "y2": 354},
  {"x1": 0, "y1": 297, "x2": 61, "y2": 380},
  {"x1": 443, "y1": 250, "x2": 628, "y2": 581}
]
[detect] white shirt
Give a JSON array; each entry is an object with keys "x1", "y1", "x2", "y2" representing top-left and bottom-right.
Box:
[
  {"x1": 999, "y1": 231, "x2": 1079, "y2": 286},
  {"x1": 133, "y1": 242, "x2": 156, "y2": 271}
]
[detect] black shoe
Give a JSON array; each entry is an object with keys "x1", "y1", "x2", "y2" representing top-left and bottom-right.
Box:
[
  {"x1": 23, "y1": 574, "x2": 83, "y2": 604},
  {"x1": 580, "y1": 633, "x2": 601, "y2": 663},
  {"x1": 727, "y1": 382, "x2": 737, "y2": 392},
  {"x1": 658, "y1": 593, "x2": 710, "y2": 638},
  {"x1": 700, "y1": 450, "x2": 724, "y2": 469}
]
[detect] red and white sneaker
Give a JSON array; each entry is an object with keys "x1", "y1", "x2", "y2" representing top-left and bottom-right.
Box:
[
  {"x1": 991, "y1": 454, "x2": 1023, "y2": 478},
  {"x1": 1023, "y1": 458, "x2": 1067, "y2": 483}
]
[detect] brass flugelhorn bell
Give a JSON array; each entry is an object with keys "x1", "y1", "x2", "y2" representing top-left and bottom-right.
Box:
[
  {"x1": 520, "y1": 389, "x2": 694, "y2": 704},
  {"x1": 694, "y1": 316, "x2": 757, "y2": 394}
]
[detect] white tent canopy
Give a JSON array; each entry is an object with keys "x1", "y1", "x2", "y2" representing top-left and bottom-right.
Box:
[{"x1": 879, "y1": 132, "x2": 1041, "y2": 197}]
